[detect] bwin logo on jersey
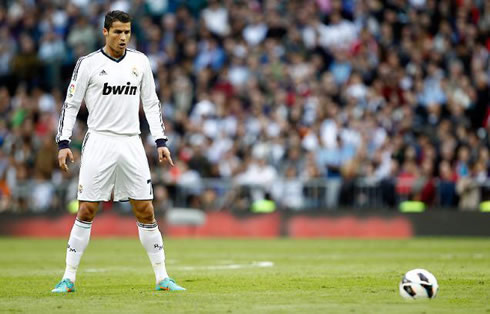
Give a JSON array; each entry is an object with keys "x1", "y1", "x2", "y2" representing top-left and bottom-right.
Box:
[{"x1": 102, "y1": 82, "x2": 137, "y2": 95}]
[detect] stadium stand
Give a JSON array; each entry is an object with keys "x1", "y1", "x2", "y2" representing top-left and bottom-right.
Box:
[{"x1": 0, "y1": 0, "x2": 488, "y2": 213}]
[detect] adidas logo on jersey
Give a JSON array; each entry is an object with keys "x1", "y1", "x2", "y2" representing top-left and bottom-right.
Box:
[
  {"x1": 99, "y1": 70, "x2": 107, "y2": 76},
  {"x1": 102, "y1": 82, "x2": 137, "y2": 95}
]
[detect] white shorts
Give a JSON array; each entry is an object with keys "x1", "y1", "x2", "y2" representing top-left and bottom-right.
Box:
[{"x1": 78, "y1": 131, "x2": 153, "y2": 202}]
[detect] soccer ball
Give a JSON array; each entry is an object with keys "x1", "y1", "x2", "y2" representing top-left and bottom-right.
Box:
[{"x1": 399, "y1": 269, "x2": 439, "y2": 299}]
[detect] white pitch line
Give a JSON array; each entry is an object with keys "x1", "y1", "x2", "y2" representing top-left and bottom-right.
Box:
[
  {"x1": 83, "y1": 261, "x2": 274, "y2": 273},
  {"x1": 175, "y1": 261, "x2": 274, "y2": 271},
  {"x1": 85, "y1": 268, "x2": 107, "y2": 273}
]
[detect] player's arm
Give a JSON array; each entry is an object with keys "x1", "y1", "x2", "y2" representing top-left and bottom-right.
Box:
[
  {"x1": 140, "y1": 55, "x2": 174, "y2": 167},
  {"x1": 56, "y1": 57, "x2": 90, "y2": 172}
]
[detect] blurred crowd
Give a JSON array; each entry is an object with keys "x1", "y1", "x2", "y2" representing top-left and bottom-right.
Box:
[{"x1": 0, "y1": 0, "x2": 489, "y2": 213}]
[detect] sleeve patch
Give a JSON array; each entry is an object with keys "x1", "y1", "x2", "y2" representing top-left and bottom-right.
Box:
[{"x1": 68, "y1": 84, "x2": 75, "y2": 98}]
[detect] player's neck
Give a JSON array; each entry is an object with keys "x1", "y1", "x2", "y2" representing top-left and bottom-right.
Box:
[{"x1": 103, "y1": 45, "x2": 125, "y2": 60}]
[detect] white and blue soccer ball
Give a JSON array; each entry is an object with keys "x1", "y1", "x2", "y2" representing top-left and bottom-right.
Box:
[{"x1": 399, "y1": 269, "x2": 439, "y2": 299}]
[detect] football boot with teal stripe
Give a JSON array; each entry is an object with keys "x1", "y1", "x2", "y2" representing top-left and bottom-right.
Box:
[
  {"x1": 156, "y1": 278, "x2": 186, "y2": 291},
  {"x1": 51, "y1": 278, "x2": 75, "y2": 293}
]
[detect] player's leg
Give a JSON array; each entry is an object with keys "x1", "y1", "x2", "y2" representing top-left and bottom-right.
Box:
[
  {"x1": 52, "y1": 201, "x2": 99, "y2": 292},
  {"x1": 64, "y1": 202, "x2": 99, "y2": 281},
  {"x1": 53, "y1": 132, "x2": 116, "y2": 292},
  {"x1": 131, "y1": 199, "x2": 167, "y2": 282},
  {"x1": 130, "y1": 199, "x2": 185, "y2": 291},
  {"x1": 115, "y1": 135, "x2": 184, "y2": 290}
]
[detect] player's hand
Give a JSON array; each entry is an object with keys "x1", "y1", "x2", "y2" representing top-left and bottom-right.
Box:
[
  {"x1": 158, "y1": 147, "x2": 174, "y2": 167},
  {"x1": 58, "y1": 148, "x2": 74, "y2": 172}
]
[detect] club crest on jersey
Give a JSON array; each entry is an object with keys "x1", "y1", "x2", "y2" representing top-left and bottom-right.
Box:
[
  {"x1": 131, "y1": 66, "x2": 139, "y2": 77},
  {"x1": 68, "y1": 84, "x2": 75, "y2": 97},
  {"x1": 102, "y1": 82, "x2": 137, "y2": 95}
]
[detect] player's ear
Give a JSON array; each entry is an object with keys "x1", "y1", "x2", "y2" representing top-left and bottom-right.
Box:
[{"x1": 103, "y1": 28, "x2": 109, "y2": 37}]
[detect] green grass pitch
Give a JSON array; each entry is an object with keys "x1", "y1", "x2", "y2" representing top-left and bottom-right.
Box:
[{"x1": 0, "y1": 237, "x2": 489, "y2": 313}]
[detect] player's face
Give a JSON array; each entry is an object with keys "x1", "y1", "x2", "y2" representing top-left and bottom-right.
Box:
[{"x1": 103, "y1": 21, "x2": 131, "y2": 57}]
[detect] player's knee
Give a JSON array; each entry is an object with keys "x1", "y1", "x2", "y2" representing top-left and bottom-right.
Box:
[
  {"x1": 77, "y1": 202, "x2": 98, "y2": 222},
  {"x1": 135, "y1": 203, "x2": 155, "y2": 224}
]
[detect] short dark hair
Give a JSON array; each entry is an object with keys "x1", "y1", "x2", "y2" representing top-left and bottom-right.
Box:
[{"x1": 104, "y1": 10, "x2": 131, "y2": 30}]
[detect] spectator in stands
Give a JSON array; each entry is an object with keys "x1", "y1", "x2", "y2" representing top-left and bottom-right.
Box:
[
  {"x1": 11, "y1": 34, "x2": 42, "y2": 90},
  {"x1": 272, "y1": 166, "x2": 304, "y2": 210},
  {"x1": 439, "y1": 160, "x2": 457, "y2": 207},
  {"x1": 66, "y1": 15, "x2": 97, "y2": 57}
]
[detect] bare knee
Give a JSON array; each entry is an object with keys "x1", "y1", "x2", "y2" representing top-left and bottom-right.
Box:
[
  {"x1": 77, "y1": 202, "x2": 99, "y2": 222},
  {"x1": 131, "y1": 201, "x2": 155, "y2": 224}
]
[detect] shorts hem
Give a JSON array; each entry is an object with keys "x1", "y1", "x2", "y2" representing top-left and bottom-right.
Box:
[{"x1": 113, "y1": 198, "x2": 153, "y2": 202}]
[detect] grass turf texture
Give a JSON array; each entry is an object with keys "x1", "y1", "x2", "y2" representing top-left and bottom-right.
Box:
[{"x1": 0, "y1": 238, "x2": 489, "y2": 313}]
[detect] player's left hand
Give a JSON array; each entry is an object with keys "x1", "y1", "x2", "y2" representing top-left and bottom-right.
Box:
[{"x1": 158, "y1": 147, "x2": 174, "y2": 167}]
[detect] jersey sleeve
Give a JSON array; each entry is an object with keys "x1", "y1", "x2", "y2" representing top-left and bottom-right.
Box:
[
  {"x1": 140, "y1": 55, "x2": 166, "y2": 142},
  {"x1": 56, "y1": 57, "x2": 90, "y2": 145}
]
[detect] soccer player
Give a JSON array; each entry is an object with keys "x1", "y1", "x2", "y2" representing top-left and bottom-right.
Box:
[{"x1": 52, "y1": 11, "x2": 185, "y2": 292}]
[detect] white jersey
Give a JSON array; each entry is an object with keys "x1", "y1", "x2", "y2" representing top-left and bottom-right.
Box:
[{"x1": 56, "y1": 48, "x2": 166, "y2": 144}]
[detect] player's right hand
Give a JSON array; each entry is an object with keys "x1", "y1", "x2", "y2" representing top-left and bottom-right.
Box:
[{"x1": 58, "y1": 148, "x2": 74, "y2": 172}]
